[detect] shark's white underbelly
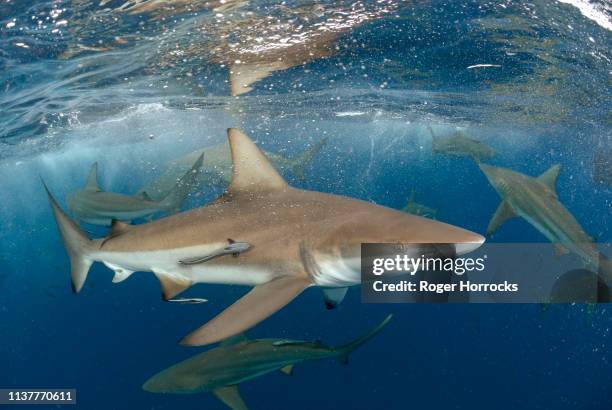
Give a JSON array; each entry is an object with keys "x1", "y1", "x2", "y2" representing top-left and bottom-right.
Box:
[
  {"x1": 96, "y1": 245, "x2": 275, "y2": 286},
  {"x1": 314, "y1": 257, "x2": 362, "y2": 287}
]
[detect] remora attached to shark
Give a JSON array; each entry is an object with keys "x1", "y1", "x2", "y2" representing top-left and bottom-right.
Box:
[
  {"x1": 45, "y1": 128, "x2": 484, "y2": 346},
  {"x1": 479, "y1": 162, "x2": 611, "y2": 278},
  {"x1": 140, "y1": 138, "x2": 327, "y2": 201},
  {"x1": 66, "y1": 155, "x2": 204, "y2": 226},
  {"x1": 143, "y1": 315, "x2": 393, "y2": 410}
]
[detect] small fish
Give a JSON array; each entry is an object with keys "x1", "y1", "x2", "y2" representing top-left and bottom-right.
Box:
[
  {"x1": 178, "y1": 239, "x2": 251, "y2": 265},
  {"x1": 167, "y1": 298, "x2": 208, "y2": 304}
]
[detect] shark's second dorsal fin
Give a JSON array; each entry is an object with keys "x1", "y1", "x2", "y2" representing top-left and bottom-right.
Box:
[
  {"x1": 86, "y1": 162, "x2": 101, "y2": 191},
  {"x1": 537, "y1": 164, "x2": 561, "y2": 194},
  {"x1": 226, "y1": 128, "x2": 288, "y2": 194},
  {"x1": 219, "y1": 333, "x2": 249, "y2": 347}
]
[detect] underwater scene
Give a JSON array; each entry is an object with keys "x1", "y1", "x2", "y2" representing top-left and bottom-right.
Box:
[{"x1": 1, "y1": 0, "x2": 611, "y2": 409}]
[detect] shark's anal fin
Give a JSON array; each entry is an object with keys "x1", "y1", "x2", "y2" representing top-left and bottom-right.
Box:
[
  {"x1": 279, "y1": 364, "x2": 294, "y2": 376},
  {"x1": 154, "y1": 272, "x2": 192, "y2": 300},
  {"x1": 180, "y1": 276, "x2": 311, "y2": 346},
  {"x1": 212, "y1": 385, "x2": 248, "y2": 410},
  {"x1": 537, "y1": 164, "x2": 561, "y2": 194},
  {"x1": 322, "y1": 287, "x2": 348, "y2": 310},
  {"x1": 487, "y1": 200, "x2": 518, "y2": 236}
]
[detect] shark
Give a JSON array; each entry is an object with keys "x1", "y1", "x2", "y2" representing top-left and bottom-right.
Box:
[
  {"x1": 140, "y1": 138, "x2": 327, "y2": 202},
  {"x1": 66, "y1": 155, "x2": 203, "y2": 226},
  {"x1": 401, "y1": 189, "x2": 437, "y2": 219},
  {"x1": 479, "y1": 163, "x2": 611, "y2": 278},
  {"x1": 143, "y1": 315, "x2": 393, "y2": 410},
  {"x1": 45, "y1": 128, "x2": 484, "y2": 346},
  {"x1": 429, "y1": 127, "x2": 497, "y2": 162}
]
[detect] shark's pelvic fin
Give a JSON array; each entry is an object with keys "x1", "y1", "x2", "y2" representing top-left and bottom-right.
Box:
[
  {"x1": 154, "y1": 272, "x2": 193, "y2": 300},
  {"x1": 111, "y1": 268, "x2": 134, "y2": 283},
  {"x1": 227, "y1": 128, "x2": 288, "y2": 193},
  {"x1": 44, "y1": 182, "x2": 95, "y2": 293},
  {"x1": 180, "y1": 276, "x2": 311, "y2": 347},
  {"x1": 279, "y1": 364, "x2": 295, "y2": 376},
  {"x1": 212, "y1": 385, "x2": 248, "y2": 410},
  {"x1": 486, "y1": 200, "x2": 518, "y2": 235},
  {"x1": 85, "y1": 162, "x2": 101, "y2": 192},
  {"x1": 322, "y1": 287, "x2": 348, "y2": 310},
  {"x1": 537, "y1": 164, "x2": 561, "y2": 194}
]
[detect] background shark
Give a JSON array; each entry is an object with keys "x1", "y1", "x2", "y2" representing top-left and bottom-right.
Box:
[
  {"x1": 143, "y1": 315, "x2": 393, "y2": 410},
  {"x1": 66, "y1": 155, "x2": 203, "y2": 226},
  {"x1": 140, "y1": 138, "x2": 327, "y2": 201},
  {"x1": 429, "y1": 127, "x2": 497, "y2": 162},
  {"x1": 46, "y1": 128, "x2": 484, "y2": 347},
  {"x1": 479, "y1": 163, "x2": 611, "y2": 279}
]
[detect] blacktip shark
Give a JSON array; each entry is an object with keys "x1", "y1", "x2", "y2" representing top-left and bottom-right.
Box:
[
  {"x1": 45, "y1": 128, "x2": 484, "y2": 346},
  {"x1": 479, "y1": 163, "x2": 611, "y2": 278},
  {"x1": 66, "y1": 155, "x2": 203, "y2": 226},
  {"x1": 402, "y1": 189, "x2": 437, "y2": 219},
  {"x1": 429, "y1": 126, "x2": 497, "y2": 162},
  {"x1": 143, "y1": 314, "x2": 393, "y2": 410},
  {"x1": 140, "y1": 138, "x2": 327, "y2": 202}
]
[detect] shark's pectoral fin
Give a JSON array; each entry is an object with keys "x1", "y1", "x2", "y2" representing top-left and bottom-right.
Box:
[
  {"x1": 180, "y1": 276, "x2": 311, "y2": 346},
  {"x1": 537, "y1": 164, "x2": 561, "y2": 195},
  {"x1": 212, "y1": 385, "x2": 248, "y2": 410},
  {"x1": 279, "y1": 364, "x2": 295, "y2": 376},
  {"x1": 322, "y1": 287, "x2": 348, "y2": 310},
  {"x1": 487, "y1": 201, "x2": 518, "y2": 235},
  {"x1": 154, "y1": 272, "x2": 192, "y2": 300},
  {"x1": 553, "y1": 243, "x2": 570, "y2": 256}
]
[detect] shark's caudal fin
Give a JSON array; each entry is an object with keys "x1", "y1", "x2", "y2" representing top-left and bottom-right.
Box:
[
  {"x1": 335, "y1": 314, "x2": 393, "y2": 365},
  {"x1": 158, "y1": 154, "x2": 204, "y2": 213},
  {"x1": 289, "y1": 138, "x2": 328, "y2": 182},
  {"x1": 43, "y1": 182, "x2": 95, "y2": 293}
]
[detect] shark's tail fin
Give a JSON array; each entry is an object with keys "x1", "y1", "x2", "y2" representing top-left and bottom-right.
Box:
[
  {"x1": 335, "y1": 314, "x2": 392, "y2": 365},
  {"x1": 288, "y1": 138, "x2": 328, "y2": 182},
  {"x1": 158, "y1": 154, "x2": 204, "y2": 214},
  {"x1": 43, "y1": 182, "x2": 95, "y2": 293}
]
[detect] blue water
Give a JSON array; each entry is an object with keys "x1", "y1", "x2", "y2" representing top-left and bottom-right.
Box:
[{"x1": 1, "y1": 0, "x2": 611, "y2": 409}]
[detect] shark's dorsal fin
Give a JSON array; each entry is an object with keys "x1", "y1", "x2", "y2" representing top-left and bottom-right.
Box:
[
  {"x1": 537, "y1": 164, "x2": 561, "y2": 194},
  {"x1": 226, "y1": 128, "x2": 288, "y2": 194},
  {"x1": 486, "y1": 200, "x2": 518, "y2": 236},
  {"x1": 219, "y1": 333, "x2": 249, "y2": 347},
  {"x1": 85, "y1": 162, "x2": 101, "y2": 191},
  {"x1": 212, "y1": 385, "x2": 248, "y2": 410}
]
